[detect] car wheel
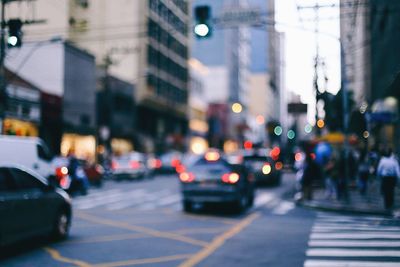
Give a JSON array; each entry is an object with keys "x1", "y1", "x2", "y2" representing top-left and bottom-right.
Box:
[
  {"x1": 247, "y1": 193, "x2": 254, "y2": 207},
  {"x1": 53, "y1": 210, "x2": 70, "y2": 240},
  {"x1": 183, "y1": 200, "x2": 193, "y2": 213},
  {"x1": 234, "y1": 195, "x2": 248, "y2": 213}
]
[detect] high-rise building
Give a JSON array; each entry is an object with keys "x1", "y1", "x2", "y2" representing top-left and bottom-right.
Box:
[
  {"x1": 193, "y1": 0, "x2": 281, "y2": 146},
  {"x1": 340, "y1": 0, "x2": 400, "y2": 151},
  {"x1": 10, "y1": 0, "x2": 191, "y2": 152}
]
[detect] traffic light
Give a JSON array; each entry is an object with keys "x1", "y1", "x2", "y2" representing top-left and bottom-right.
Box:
[
  {"x1": 8, "y1": 19, "x2": 23, "y2": 48},
  {"x1": 194, "y1": 5, "x2": 212, "y2": 38}
]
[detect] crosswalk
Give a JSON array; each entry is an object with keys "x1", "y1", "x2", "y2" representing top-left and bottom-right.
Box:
[
  {"x1": 72, "y1": 188, "x2": 294, "y2": 214},
  {"x1": 304, "y1": 213, "x2": 400, "y2": 267}
]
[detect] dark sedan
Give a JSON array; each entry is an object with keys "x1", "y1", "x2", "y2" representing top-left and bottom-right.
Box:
[
  {"x1": 244, "y1": 153, "x2": 282, "y2": 186},
  {"x1": 180, "y1": 150, "x2": 255, "y2": 213},
  {"x1": 0, "y1": 165, "x2": 72, "y2": 247}
]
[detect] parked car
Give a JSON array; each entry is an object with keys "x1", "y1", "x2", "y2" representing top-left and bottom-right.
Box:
[
  {"x1": 0, "y1": 136, "x2": 54, "y2": 180},
  {"x1": 111, "y1": 152, "x2": 148, "y2": 180},
  {"x1": 0, "y1": 165, "x2": 72, "y2": 247},
  {"x1": 179, "y1": 150, "x2": 255, "y2": 213}
]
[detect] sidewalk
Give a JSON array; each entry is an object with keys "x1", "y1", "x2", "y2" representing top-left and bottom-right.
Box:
[{"x1": 297, "y1": 179, "x2": 400, "y2": 217}]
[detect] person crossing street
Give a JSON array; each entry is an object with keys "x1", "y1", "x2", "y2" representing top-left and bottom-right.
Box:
[{"x1": 377, "y1": 149, "x2": 400, "y2": 212}]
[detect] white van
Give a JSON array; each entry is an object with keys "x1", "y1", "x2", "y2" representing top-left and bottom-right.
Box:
[{"x1": 0, "y1": 135, "x2": 54, "y2": 179}]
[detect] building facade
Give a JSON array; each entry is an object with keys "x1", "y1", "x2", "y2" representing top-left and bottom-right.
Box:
[
  {"x1": 5, "y1": 41, "x2": 97, "y2": 159},
  {"x1": 9, "y1": 0, "x2": 190, "y2": 153}
]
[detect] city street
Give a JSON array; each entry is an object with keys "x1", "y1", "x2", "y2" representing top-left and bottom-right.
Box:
[{"x1": 1, "y1": 172, "x2": 400, "y2": 267}]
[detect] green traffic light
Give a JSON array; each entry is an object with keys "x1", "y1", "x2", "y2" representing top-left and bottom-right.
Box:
[
  {"x1": 304, "y1": 124, "x2": 312, "y2": 134},
  {"x1": 8, "y1": 36, "x2": 18, "y2": 46},
  {"x1": 194, "y1": 24, "x2": 210, "y2": 37},
  {"x1": 287, "y1": 130, "x2": 296, "y2": 140},
  {"x1": 274, "y1": 126, "x2": 283, "y2": 136}
]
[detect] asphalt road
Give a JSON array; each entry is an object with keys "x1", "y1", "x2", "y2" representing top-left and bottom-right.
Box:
[{"x1": 1, "y1": 172, "x2": 400, "y2": 267}]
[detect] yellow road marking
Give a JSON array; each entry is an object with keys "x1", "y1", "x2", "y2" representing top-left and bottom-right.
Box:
[
  {"x1": 92, "y1": 254, "x2": 193, "y2": 267},
  {"x1": 65, "y1": 233, "x2": 148, "y2": 244},
  {"x1": 174, "y1": 227, "x2": 228, "y2": 235},
  {"x1": 44, "y1": 247, "x2": 92, "y2": 267},
  {"x1": 179, "y1": 212, "x2": 260, "y2": 267},
  {"x1": 182, "y1": 214, "x2": 237, "y2": 225},
  {"x1": 76, "y1": 212, "x2": 208, "y2": 247}
]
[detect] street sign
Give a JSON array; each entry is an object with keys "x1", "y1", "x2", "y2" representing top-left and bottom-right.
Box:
[
  {"x1": 288, "y1": 103, "x2": 308, "y2": 114},
  {"x1": 214, "y1": 8, "x2": 264, "y2": 27}
]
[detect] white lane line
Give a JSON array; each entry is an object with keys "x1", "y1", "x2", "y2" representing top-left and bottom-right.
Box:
[
  {"x1": 317, "y1": 214, "x2": 385, "y2": 221},
  {"x1": 253, "y1": 192, "x2": 275, "y2": 208},
  {"x1": 312, "y1": 226, "x2": 400, "y2": 232},
  {"x1": 304, "y1": 260, "x2": 400, "y2": 267},
  {"x1": 306, "y1": 248, "x2": 400, "y2": 257},
  {"x1": 272, "y1": 201, "x2": 295, "y2": 215},
  {"x1": 156, "y1": 194, "x2": 181, "y2": 206},
  {"x1": 74, "y1": 189, "x2": 147, "y2": 209},
  {"x1": 75, "y1": 192, "x2": 125, "y2": 209},
  {"x1": 265, "y1": 198, "x2": 281, "y2": 209},
  {"x1": 309, "y1": 240, "x2": 400, "y2": 247},
  {"x1": 313, "y1": 222, "x2": 395, "y2": 229},
  {"x1": 107, "y1": 190, "x2": 171, "y2": 210},
  {"x1": 310, "y1": 232, "x2": 400, "y2": 240},
  {"x1": 73, "y1": 189, "x2": 121, "y2": 204},
  {"x1": 315, "y1": 217, "x2": 391, "y2": 224}
]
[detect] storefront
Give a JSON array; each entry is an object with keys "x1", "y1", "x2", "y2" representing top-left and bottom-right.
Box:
[
  {"x1": 60, "y1": 133, "x2": 96, "y2": 161},
  {"x1": 2, "y1": 118, "x2": 39, "y2": 136}
]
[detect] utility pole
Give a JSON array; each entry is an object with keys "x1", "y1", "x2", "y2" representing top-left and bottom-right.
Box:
[
  {"x1": 0, "y1": 0, "x2": 7, "y2": 134},
  {"x1": 297, "y1": 3, "x2": 336, "y2": 136},
  {"x1": 0, "y1": 0, "x2": 45, "y2": 134}
]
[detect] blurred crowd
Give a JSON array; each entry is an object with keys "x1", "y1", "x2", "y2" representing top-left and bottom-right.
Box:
[{"x1": 295, "y1": 145, "x2": 400, "y2": 212}]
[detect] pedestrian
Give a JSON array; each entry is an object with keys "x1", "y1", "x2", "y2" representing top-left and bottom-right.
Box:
[
  {"x1": 377, "y1": 148, "x2": 400, "y2": 211},
  {"x1": 301, "y1": 153, "x2": 322, "y2": 201},
  {"x1": 324, "y1": 153, "x2": 339, "y2": 200},
  {"x1": 357, "y1": 153, "x2": 370, "y2": 195}
]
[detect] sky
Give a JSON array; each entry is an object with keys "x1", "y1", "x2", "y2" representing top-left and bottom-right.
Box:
[{"x1": 276, "y1": 0, "x2": 340, "y2": 123}]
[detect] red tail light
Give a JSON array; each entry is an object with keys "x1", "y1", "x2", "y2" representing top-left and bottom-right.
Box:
[
  {"x1": 270, "y1": 147, "x2": 281, "y2": 161},
  {"x1": 179, "y1": 172, "x2": 195, "y2": 183},
  {"x1": 171, "y1": 158, "x2": 180, "y2": 167},
  {"x1": 130, "y1": 161, "x2": 141, "y2": 169},
  {"x1": 295, "y1": 152, "x2": 303, "y2": 162},
  {"x1": 149, "y1": 159, "x2": 162, "y2": 169},
  {"x1": 60, "y1": 176, "x2": 70, "y2": 189},
  {"x1": 275, "y1": 162, "x2": 283, "y2": 170},
  {"x1": 221, "y1": 172, "x2": 240, "y2": 184},
  {"x1": 112, "y1": 160, "x2": 119, "y2": 170},
  {"x1": 55, "y1": 167, "x2": 68, "y2": 181},
  {"x1": 176, "y1": 164, "x2": 186, "y2": 174}
]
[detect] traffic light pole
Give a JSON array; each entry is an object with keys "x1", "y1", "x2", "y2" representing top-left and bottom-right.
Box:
[{"x1": 0, "y1": 0, "x2": 6, "y2": 134}]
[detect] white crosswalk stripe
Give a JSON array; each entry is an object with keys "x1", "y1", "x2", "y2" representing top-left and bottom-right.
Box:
[{"x1": 304, "y1": 213, "x2": 400, "y2": 267}]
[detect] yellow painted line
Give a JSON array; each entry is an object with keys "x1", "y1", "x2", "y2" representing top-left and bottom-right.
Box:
[
  {"x1": 92, "y1": 254, "x2": 193, "y2": 267},
  {"x1": 179, "y1": 212, "x2": 260, "y2": 267},
  {"x1": 182, "y1": 214, "x2": 237, "y2": 225},
  {"x1": 174, "y1": 227, "x2": 228, "y2": 235},
  {"x1": 44, "y1": 247, "x2": 92, "y2": 267},
  {"x1": 65, "y1": 233, "x2": 148, "y2": 244},
  {"x1": 76, "y1": 212, "x2": 208, "y2": 247}
]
